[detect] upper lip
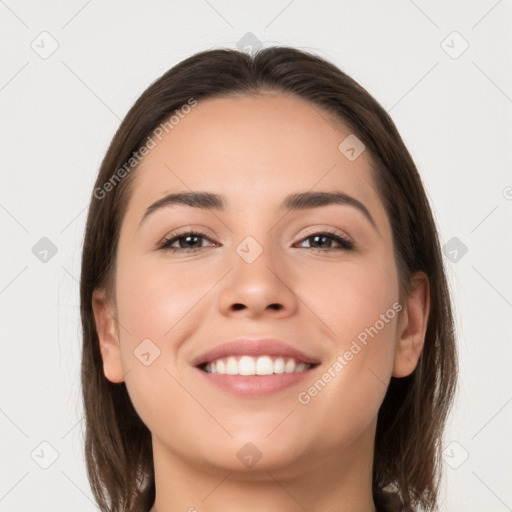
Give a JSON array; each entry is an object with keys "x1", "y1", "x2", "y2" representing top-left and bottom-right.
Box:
[{"x1": 191, "y1": 338, "x2": 321, "y2": 367}]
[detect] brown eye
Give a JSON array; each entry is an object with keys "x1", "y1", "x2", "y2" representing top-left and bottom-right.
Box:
[
  {"x1": 296, "y1": 231, "x2": 354, "y2": 251},
  {"x1": 158, "y1": 230, "x2": 217, "y2": 253}
]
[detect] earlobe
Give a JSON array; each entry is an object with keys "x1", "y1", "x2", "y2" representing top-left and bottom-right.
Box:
[
  {"x1": 91, "y1": 288, "x2": 126, "y2": 383},
  {"x1": 392, "y1": 272, "x2": 430, "y2": 378}
]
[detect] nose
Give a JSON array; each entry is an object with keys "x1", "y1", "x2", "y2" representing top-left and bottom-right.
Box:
[{"x1": 216, "y1": 237, "x2": 299, "y2": 319}]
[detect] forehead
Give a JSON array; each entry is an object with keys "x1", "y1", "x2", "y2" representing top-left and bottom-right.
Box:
[{"x1": 128, "y1": 93, "x2": 380, "y2": 217}]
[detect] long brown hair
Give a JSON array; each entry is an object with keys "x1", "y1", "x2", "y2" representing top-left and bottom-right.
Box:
[{"x1": 80, "y1": 46, "x2": 457, "y2": 512}]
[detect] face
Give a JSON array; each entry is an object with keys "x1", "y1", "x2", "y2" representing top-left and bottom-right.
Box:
[{"x1": 93, "y1": 92, "x2": 427, "y2": 478}]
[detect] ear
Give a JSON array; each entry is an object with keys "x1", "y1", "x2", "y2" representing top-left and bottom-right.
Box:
[
  {"x1": 91, "y1": 288, "x2": 125, "y2": 383},
  {"x1": 392, "y1": 271, "x2": 430, "y2": 378}
]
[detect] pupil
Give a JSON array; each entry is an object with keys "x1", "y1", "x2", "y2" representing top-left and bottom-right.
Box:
[
  {"x1": 313, "y1": 235, "x2": 329, "y2": 248},
  {"x1": 182, "y1": 235, "x2": 198, "y2": 248}
]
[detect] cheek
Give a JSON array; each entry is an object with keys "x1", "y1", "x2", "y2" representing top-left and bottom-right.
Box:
[
  {"x1": 301, "y1": 251, "x2": 400, "y2": 342},
  {"x1": 115, "y1": 255, "x2": 215, "y2": 342},
  {"x1": 113, "y1": 257, "x2": 211, "y2": 444},
  {"x1": 113, "y1": 255, "x2": 221, "y2": 413},
  {"x1": 293, "y1": 257, "x2": 400, "y2": 436}
]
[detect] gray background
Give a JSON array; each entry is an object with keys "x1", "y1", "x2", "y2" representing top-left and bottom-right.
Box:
[{"x1": 1, "y1": 1, "x2": 511, "y2": 510}]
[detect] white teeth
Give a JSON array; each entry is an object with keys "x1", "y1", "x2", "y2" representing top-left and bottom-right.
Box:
[
  {"x1": 255, "y1": 355, "x2": 273, "y2": 375},
  {"x1": 239, "y1": 355, "x2": 255, "y2": 375},
  {"x1": 284, "y1": 358, "x2": 296, "y2": 373},
  {"x1": 273, "y1": 357, "x2": 285, "y2": 374},
  {"x1": 203, "y1": 355, "x2": 313, "y2": 375},
  {"x1": 226, "y1": 356, "x2": 238, "y2": 375}
]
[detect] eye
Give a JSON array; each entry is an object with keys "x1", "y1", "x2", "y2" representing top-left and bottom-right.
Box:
[
  {"x1": 157, "y1": 228, "x2": 354, "y2": 254},
  {"x1": 295, "y1": 230, "x2": 354, "y2": 251},
  {"x1": 158, "y1": 229, "x2": 217, "y2": 253}
]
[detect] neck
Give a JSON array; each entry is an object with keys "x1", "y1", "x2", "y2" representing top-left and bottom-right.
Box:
[{"x1": 148, "y1": 419, "x2": 378, "y2": 512}]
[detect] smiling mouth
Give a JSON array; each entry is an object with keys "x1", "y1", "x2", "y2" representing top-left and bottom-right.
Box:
[{"x1": 197, "y1": 355, "x2": 319, "y2": 376}]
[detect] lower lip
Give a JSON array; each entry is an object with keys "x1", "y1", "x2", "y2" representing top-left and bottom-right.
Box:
[{"x1": 195, "y1": 367, "x2": 317, "y2": 397}]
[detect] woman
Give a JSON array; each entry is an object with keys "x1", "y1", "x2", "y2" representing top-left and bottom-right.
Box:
[{"x1": 80, "y1": 46, "x2": 457, "y2": 512}]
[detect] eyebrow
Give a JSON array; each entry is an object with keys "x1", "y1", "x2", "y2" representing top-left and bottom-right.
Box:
[{"x1": 139, "y1": 190, "x2": 377, "y2": 229}]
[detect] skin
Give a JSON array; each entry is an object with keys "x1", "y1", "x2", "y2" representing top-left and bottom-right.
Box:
[{"x1": 92, "y1": 92, "x2": 429, "y2": 512}]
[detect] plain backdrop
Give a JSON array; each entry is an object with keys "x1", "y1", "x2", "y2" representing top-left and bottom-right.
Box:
[{"x1": 1, "y1": 1, "x2": 511, "y2": 511}]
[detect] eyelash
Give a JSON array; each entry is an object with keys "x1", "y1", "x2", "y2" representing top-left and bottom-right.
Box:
[{"x1": 157, "y1": 228, "x2": 354, "y2": 253}]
